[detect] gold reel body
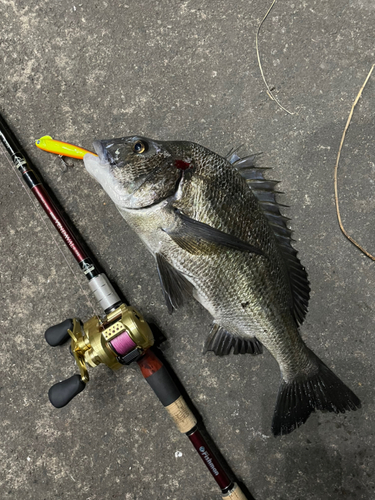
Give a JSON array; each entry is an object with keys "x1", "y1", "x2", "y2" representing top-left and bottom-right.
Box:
[{"x1": 68, "y1": 304, "x2": 154, "y2": 383}]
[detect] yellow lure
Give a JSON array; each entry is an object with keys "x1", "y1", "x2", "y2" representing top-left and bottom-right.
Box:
[{"x1": 35, "y1": 135, "x2": 97, "y2": 159}]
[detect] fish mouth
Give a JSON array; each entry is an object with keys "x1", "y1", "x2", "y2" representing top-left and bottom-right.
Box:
[
  {"x1": 83, "y1": 141, "x2": 132, "y2": 207},
  {"x1": 93, "y1": 139, "x2": 109, "y2": 164}
]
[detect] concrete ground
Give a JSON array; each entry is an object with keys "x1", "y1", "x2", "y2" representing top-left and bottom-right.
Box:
[{"x1": 0, "y1": 1, "x2": 374, "y2": 499}]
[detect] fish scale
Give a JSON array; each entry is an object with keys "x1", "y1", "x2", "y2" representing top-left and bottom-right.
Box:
[{"x1": 84, "y1": 135, "x2": 361, "y2": 435}]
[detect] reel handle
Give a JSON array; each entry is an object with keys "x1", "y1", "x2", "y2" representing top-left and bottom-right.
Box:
[
  {"x1": 45, "y1": 319, "x2": 73, "y2": 346},
  {"x1": 48, "y1": 374, "x2": 86, "y2": 408}
]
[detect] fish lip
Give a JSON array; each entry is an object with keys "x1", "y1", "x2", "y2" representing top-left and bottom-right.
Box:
[
  {"x1": 93, "y1": 140, "x2": 108, "y2": 163},
  {"x1": 84, "y1": 149, "x2": 130, "y2": 207}
]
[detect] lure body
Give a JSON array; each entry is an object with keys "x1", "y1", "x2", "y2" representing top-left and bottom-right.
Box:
[{"x1": 35, "y1": 135, "x2": 96, "y2": 159}]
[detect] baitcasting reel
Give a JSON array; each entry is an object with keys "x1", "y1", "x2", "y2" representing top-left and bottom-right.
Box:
[{"x1": 45, "y1": 303, "x2": 154, "y2": 408}]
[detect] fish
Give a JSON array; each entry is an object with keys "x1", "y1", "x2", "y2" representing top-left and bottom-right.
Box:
[{"x1": 83, "y1": 136, "x2": 361, "y2": 435}]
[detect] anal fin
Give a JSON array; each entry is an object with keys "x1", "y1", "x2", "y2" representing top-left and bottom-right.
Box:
[{"x1": 204, "y1": 324, "x2": 263, "y2": 356}]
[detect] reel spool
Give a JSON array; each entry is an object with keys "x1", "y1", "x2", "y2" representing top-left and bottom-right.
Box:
[{"x1": 45, "y1": 303, "x2": 154, "y2": 408}]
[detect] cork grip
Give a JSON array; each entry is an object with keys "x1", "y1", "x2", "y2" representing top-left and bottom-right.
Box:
[
  {"x1": 222, "y1": 483, "x2": 247, "y2": 500},
  {"x1": 165, "y1": 395, "x2": 197, "y2": 433}
]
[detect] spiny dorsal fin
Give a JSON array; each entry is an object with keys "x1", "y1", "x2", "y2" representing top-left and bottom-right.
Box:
[{"x1": 231, "y1": 154, "x2": 310, "y2": 325}]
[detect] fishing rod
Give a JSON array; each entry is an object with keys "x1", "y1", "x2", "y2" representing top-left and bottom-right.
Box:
[{"x1": 0, "y1": 113, "x2": 248, "y2": 500}]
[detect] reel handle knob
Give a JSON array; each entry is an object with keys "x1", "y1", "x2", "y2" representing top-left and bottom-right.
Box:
[
  {"x1": 45, "y1": 319, "x2": 73, "y2": 346},
  {"x1": 48, "y1": 374, "x2": 86, "y2": 408}
]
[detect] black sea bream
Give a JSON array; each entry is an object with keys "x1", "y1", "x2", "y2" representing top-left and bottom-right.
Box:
[{"x1": 84, "y1": 136, "x2": 360, "y2": 435}]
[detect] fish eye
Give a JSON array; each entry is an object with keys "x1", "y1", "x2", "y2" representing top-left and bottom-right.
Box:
[{"x1": 133, "y1": 140, "x2": 147, "y2": 154}]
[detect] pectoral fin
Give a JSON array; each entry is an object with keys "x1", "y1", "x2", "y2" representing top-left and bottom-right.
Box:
[
  {"x1": 156, "y1": 252, "x2": 194, "y2": 314},
  {"x1": 164, "y1": 210, "x2": 264, "y2": 256}
]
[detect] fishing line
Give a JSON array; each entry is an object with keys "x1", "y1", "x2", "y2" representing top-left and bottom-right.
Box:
[
  {"x1": 0, "y1": 145, "x2": 98, "y2": 316},
  {"x1": 256, "y1": 0, "x2": 294, "y2": 115}
]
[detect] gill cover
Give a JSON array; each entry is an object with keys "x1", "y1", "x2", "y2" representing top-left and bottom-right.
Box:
[{"x1": 83, "y1": 136, "x2": 183, "y2": 209}]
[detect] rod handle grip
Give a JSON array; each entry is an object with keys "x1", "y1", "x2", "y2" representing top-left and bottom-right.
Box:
[
  {"x1": 165, "y1": 395, "x2": 197, "y2": 433},
  {"x1": 137, "y1": 351, "x2": 197, "y2": 433},
  {"x1": 45, "y1": 319, "x2": 73, "y2": 346},
  {"x1": 48, "y1": 374, "x2": 86, "y2": 408}
]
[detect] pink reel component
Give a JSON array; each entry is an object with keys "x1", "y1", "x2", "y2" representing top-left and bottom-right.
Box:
[{"x1": 110, "y1": 331, "x2": 137, "y2": 356}]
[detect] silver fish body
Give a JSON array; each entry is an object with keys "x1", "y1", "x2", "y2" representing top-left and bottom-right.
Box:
[{"x1": 84, "y1": 136, "x2": 360, "y2": 435}]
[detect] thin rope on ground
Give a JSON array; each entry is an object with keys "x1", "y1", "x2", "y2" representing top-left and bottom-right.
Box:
[{"x1": 334, "y1": 64, "x2": 375, "y2": 261}]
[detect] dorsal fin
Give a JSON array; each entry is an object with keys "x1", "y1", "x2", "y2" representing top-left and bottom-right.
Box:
[{"x1": 231, "y1": 154, "x2": 310, "y2": 325}]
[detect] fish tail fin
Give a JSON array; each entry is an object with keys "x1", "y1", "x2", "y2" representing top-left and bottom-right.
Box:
[{"x1": 272, "y1": 351, "x2": 361, "y2": 436}]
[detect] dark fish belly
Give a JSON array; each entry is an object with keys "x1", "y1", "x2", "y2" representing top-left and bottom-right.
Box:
[{"x1": 168, "y1": 245, "x2": 305, "y2": 367}]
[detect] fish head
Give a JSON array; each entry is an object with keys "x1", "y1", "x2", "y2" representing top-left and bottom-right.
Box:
[{"x1": 84, "y1": 136, "x2": 192, "y2": 209}]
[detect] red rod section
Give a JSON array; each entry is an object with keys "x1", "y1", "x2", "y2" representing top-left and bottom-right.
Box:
[
  {"x1": 187, "y1": 428, "x2": 232, "y2": 491},
  {"x1": 137, "y1": 350, "x2": 164, "y2": 378},
  {"x1": 0, "y1": 113, "x2": 100, "y2": 280},
  {"x1": 31, "y1": 184, "x2": 87, "y2": 263}
]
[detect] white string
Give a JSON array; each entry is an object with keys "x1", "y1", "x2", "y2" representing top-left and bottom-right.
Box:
[{"x1": 0, "y1": 146, "x2": 98, "y2": 316}]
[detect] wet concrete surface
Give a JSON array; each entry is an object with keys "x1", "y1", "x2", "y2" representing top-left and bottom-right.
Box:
[{"x1": 0, "y1": 1, "x2": 374, "y2": 499}]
